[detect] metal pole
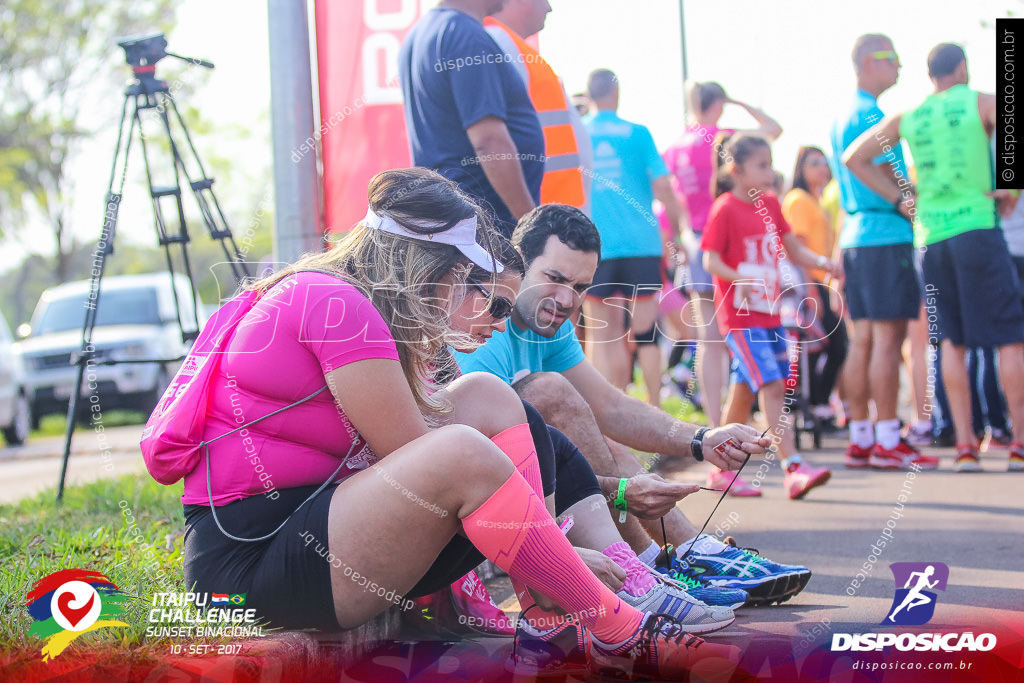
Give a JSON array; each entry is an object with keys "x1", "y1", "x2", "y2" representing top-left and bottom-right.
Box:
[
  {"x1": 678, "y1": 0, "x2": 689, "y2": 121},
  {"x1": 268, "y1": 0, "x2": 322, "y2": 263}
]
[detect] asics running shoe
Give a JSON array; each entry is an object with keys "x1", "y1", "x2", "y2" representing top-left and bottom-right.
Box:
[
  {"x1": 656, "y1": 560, "x2": 749, "y2": 609},
  {"x1": 674, "y1": 535, "x2": 811, "y2": 606}
]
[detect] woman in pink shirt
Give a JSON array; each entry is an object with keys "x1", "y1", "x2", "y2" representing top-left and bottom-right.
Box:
[{"x1": 175, "y1": 168, "x2": 736, "y2": 678}]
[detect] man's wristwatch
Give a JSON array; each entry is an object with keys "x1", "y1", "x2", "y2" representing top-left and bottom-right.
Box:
[{"x1": 691, "y1": 427, "x2": 709, "y2": 462}]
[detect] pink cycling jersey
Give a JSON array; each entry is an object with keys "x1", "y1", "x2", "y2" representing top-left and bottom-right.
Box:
[{"x1": 182, "y1": 271, "x2": 400, "y2": 505}]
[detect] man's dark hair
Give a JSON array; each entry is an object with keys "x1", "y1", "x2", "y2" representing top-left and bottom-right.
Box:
[
  {"x1": 587, "y1": 69, "x2": 618, "y2": 100},
  {"x1": 512, "y1": 204, "x2": 601, "y2": 267},
  {"x1": 928, "y1": 43, "x2": 965, "y2": 79}
]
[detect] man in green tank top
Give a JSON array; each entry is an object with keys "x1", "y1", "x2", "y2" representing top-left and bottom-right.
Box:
[{"x1": 845, "y1": 43, "x2": 1024, "y2": 473}]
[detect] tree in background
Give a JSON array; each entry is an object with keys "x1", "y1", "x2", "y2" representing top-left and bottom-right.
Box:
[{"x1": 0, "y1": 0, "x2": 180, "y2": 282}]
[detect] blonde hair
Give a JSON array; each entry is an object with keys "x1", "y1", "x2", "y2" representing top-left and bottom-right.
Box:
[{"x1": 250, "y1": 168, "x2": 500, "y2": 413}]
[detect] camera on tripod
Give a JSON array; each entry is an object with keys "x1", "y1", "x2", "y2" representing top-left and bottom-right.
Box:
[{"x1": 118, "y1": 33, "x2": 169, "y2": 68}]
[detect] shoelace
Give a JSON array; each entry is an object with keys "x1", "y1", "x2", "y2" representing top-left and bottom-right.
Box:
[{"x1": 724, "y1": 536, "x2": 768, "y2": 565}]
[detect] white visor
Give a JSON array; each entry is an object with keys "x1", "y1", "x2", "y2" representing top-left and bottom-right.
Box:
[{"x1": 362, "y1": 207, "x2": 503, "y2": 273}]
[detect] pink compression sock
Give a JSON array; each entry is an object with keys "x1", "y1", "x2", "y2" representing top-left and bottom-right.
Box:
[
  {"x1": 491, "y1": 424, "x2": 562, "y2": 627},
  {"x1": 491, "y1": 423, "x2": 543, "y2": 496},
  {"x1": 462, "y1": 470, "x2": 644, "y2": 643}
]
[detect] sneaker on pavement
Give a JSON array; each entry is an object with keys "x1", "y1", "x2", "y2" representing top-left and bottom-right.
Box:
[
  {"x1": 708, "y1": 467, "x2": 762, "y2": 497},
  {"x1": 845, "y1": 444, "x2": 872, "y2": 469},
  {"x1": 674, "y1": 535, "x2": 811, "y2": 606},
  {"x1": 904, "y1": 421, "x2": 933, "y2": 447},
  {"x1": 590, "y1": 613, "x2": 742, "y2": 681},
  {"x1": 1008, "y1": 443, "x2": 1024, "y2": 472},
  {"x1": 870, "y1": 440, "x2": 940, "y2": 471},
  {"x1": 658, "y1": 561, "x2": 749, "y2": 610},
  {"x1": 784, "y1": 461, "x2": 831, "y2": 499},
  {"x1": 981, "y1": 427, "x2": 1013, "y2": 452},
  {"x1": 953, "y1": 445, "x2": 982, "y2": 473},
  {"x1": 508, "y1": 609, "x2": 589, "y2": 679},
  {"x1": 617, "y1": 576, "x2": 735, "y2": 635}
]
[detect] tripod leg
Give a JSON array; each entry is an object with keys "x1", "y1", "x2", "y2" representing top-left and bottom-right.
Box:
[
  {"x1": 165, "y1": 93, "x2": 251, "y2": 281},
  {"x1": 56, "y1": 98, "x2": 134, "y2": 502}
]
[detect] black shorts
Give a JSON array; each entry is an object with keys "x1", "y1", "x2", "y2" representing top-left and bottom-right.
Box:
[
  {"x1": 587, "y1": 256, "x2": 663, "y2": 299},
  {"x1": 842, "y1": 243, "x2": 920, "y2": 321},
  {"x1": 921, "y1": 228, "x2": 1024, "y2": 347}
]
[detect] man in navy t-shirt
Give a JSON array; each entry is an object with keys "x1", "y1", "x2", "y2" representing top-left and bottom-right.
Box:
[{"x1": 399, "y1": 0, "x2": 545, "y2": 236}]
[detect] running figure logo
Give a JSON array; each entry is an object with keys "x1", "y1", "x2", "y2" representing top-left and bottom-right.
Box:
[{"x1": 884, "y1": 562, "x2": 949, "y2": 626}]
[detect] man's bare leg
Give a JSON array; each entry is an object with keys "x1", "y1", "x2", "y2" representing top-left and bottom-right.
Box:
[{"x1": 515, "y1": 371, "x2": 677, "y2": 554}]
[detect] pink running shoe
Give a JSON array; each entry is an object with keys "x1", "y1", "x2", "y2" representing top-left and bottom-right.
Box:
[
  {"x1": 784, "y1": 461, "x2": 831, "y2": 500},
  {"x1": 708, "y1": 467, "x2": 762, "y2": 497}
]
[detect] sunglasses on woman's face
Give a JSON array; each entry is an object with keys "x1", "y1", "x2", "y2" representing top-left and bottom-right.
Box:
[{"x1": 468, "y1": 278, "x2": 514, "y2": 320}]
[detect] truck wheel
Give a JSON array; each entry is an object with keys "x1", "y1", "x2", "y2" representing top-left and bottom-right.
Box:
[{"x1": 3, "y1": 393, "x2": 31, "y2": 446}]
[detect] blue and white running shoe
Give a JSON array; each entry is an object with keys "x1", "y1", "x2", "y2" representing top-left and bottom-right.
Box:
[
  {"x1": 656, "y1": 562, "x2": 749, "y2": 609},
  {"x1": 672, "y1": 535, "x2": 811, "y2": 606}
]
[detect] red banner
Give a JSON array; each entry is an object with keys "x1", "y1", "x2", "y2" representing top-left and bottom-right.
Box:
[{"x1": 313, "y1": 0, "x2": 425, "y2": 234}]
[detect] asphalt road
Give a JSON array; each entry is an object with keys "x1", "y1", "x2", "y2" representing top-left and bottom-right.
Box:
[
  {"x1": 484, "y1": 434, "x2": 1024, "y2": 651},
  {"x1": 0, "y1": 424, "x2": 147, "y2": 503}
]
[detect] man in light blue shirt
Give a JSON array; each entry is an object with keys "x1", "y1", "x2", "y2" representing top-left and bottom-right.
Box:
[
  {"x1": 456, "y1": 204, "x2": 812, "y2": 606},
  {"x1": 830, "y1": 34, "x2": 924, "y2": 469},
  {"x1": 581, "y1": 69, "x2": 687, "y2": 398}
]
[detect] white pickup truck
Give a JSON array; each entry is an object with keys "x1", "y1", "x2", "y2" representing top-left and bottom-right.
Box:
[{"x1": 15, "y1": 273, "x2": 204, "y2": 425}]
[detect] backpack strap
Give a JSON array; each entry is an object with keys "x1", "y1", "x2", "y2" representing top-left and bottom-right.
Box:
[{"x1": 204, "y1": 385, "x2": 359, "y2": 543}]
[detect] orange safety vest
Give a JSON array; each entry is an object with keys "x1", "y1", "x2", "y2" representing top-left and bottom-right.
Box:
[{"x1": 484, "y1": 18, "x2": 585, "y2": 209}]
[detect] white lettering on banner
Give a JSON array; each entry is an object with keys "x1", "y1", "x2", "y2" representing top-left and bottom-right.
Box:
[
  {"x1": 361, "y1": 35, "x2": 402, "y2": 105},
  {"x1": 359, "y1": 0, "x2": 429, "y2": 106},
  {"x1": 363, "y1": 0, "x2": 419, "y2": 30}
]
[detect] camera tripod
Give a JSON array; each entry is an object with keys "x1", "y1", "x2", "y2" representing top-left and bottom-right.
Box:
[{"x1": 56, "y1": 34, "x2": 251, "y2": 501}]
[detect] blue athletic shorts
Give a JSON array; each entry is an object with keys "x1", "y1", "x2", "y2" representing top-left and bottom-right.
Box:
[
  {"x1": 725, "y1": 326, "x2": 791, "y2": 391},
  {"x1": 842, "y1": 243, "x2": 920, "y2": 320},
  {"x1": 921, "y1": 228, "x2": 1024, "y2": 347}
]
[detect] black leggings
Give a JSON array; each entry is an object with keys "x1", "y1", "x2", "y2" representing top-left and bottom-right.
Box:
[{"x1": 808, "y1": 282, "x2": 850, "y2": 406}]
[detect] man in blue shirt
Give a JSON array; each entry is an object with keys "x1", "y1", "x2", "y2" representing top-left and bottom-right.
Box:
[
  {"x1": 399, "y1": 0, "x2": 545, "y2": 237},
  {"x1": 457, "y1": 204, "x2": 812, "y2": 606},
  {"x1": 582, "y1": 69, "x2": 686, "y2": 399},
  {"x1": 830, "y1": 34, "x2": 925, "y2": 470}
]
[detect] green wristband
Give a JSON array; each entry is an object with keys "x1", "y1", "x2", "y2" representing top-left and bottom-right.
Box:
[{"x1": 614, "y1": 478, "x2": 628, "y2": 523}]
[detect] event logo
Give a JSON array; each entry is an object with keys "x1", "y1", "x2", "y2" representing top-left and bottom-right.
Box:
[
  {"x1": 884, "y1": 562, "x2": 949, "y2": 626},
  {"x1": 833, "y1": 561, "x2": 996, "y2": 653},
  {"x1": 26, "y1": 569, "x2": 128, "y2": 661}
]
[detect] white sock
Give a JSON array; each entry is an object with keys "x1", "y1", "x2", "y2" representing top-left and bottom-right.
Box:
[
  {"x1": 677, "y1": 534, "x2": 726, "y2": 556},
  {"x1": 783, "y1": 454, "x2": 803, "y2": 469},
  {"x1": 850, "y1": 420, "x2": 874, "y2": 449},
  {"x1": 876, "y1": 419, "x2": 901, "y2": 450},
  {"x1": 637, "y1": 540, "x2": 661, "y2": 568}
]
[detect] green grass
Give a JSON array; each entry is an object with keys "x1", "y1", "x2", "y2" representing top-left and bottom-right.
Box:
[{"x1": 0, "y1": 473, "x2": 186, "y2": 653}]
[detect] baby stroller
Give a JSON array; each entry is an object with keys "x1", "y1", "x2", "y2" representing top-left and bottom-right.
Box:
[{"x1": 778, "y1": 264, "x2": 828, "y2": 451}]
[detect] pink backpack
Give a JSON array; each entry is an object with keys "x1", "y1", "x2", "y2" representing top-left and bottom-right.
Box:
[{"x1": 140, "y1": 289, "x2": 261, "y2": 485}]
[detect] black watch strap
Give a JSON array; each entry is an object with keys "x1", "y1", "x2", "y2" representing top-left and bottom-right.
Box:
[{"x1": 691, "y1": 427, "x2": 710, "y2": 462}]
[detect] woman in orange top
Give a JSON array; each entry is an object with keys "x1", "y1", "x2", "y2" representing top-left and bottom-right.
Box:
[{"x1": 782, "y1": 146, "x2": 848, "y2": 422}]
